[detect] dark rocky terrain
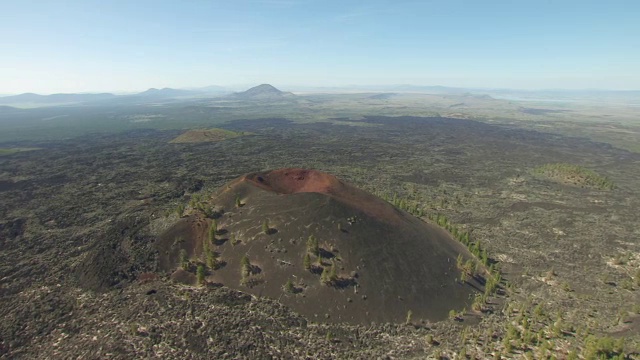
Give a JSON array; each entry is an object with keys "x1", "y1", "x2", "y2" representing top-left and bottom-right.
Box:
[{"x1": 1, "y1": 115, "x2": 639, "y2": 358}]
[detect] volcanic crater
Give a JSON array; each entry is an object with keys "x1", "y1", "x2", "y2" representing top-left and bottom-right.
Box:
[{"x1": 156, "y1": 168, "x2": 481, "y2": 324}]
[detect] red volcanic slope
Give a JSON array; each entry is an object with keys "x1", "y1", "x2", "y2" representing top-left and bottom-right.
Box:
[
  {"x1": 245, "y1": 168, "x2": 339, "y2": 194},
  {"x1": 242, "y1": 168, "x2": 404, "y2": 225}
]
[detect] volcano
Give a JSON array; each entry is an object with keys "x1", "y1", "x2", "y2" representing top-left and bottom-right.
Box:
[
  {"x1": 230, "y1": 84, "x2": 294, "y2": 100},
  {"x1": 156, "y1": 169, "x2": 480, "y2": 324}
]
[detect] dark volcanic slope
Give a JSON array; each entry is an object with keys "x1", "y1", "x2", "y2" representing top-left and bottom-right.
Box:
[{"x1": 157, "y1": 169, "x2": 480, "y2": 324}]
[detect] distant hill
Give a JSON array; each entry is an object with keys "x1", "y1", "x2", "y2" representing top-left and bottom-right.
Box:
[
  {"x1": 231, "y1": 84, "x2": 295, "y2": 99},
  {"x1": 0, "y1": 92, "x2": 116, "y2": 105},
  {"x1": 0, "y1": 88, "x2": 204, "y2": 107},
  {"x1": 135, "y1": 88, "x2": 199, "y2": 98}
]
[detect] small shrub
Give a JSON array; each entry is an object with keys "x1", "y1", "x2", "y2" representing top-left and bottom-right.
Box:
[
  {"x1": 425, "y1": 334, "x2": 434, "y2": 345},
  {"x1": 284, "y1": 279, "x2": 295, "y2": 293},
  {"x1": 229, "y1": 233, "x2": 238, "y2": 245},
  {"x1": 176, "y1": 204, "x2": 185, "y2": 217},
  {"x1": 320, "y1": 266, "x2": 331, "y2": 285},
  {"x1": 179, "y1": 249, "x2": 189, "y2": 270}
]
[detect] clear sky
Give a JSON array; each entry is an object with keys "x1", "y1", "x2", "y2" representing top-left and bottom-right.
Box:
[{"x1": 1, "y1": 0, "x2": 639, "y2": 93}]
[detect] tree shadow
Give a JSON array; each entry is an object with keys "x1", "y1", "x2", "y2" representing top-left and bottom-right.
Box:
[
  {"x1": 331, "y1": 277, "x2": 357, "y2": 289},
  {"x1": 209, "y1": 209, "x2": 225, "y2": 219},
  {"x1": 213, "y1": 260, "x2": 227, "y2": 270},
  {"x1": 318, "y1": 248, "x2": 335, "y2": 259},
  {"x1": 216, "y1": 228, "x2": 228, "y2": 236},
  {"x1": 250, "y1": 264, "x2": 262, "y2": 275},
  {"x1": 265, "y1": 228, "x2": 278, "y2": 235},
  {"x1": 242, "y1": 277, "x2": 264, "y2": 288},
  {"x1": 472, "y1": 274, "x2": 487, "y2": 286}
]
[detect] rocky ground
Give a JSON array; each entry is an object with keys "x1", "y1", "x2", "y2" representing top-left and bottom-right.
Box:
[{"x1": 1, "y1": 116, "x2": 639, "y2": 358}]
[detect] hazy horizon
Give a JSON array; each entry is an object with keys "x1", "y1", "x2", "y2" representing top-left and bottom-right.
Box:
[
  {"x1": 3, "y1": 82, "x2": 640, "y2": 97},
  {"x1": 2, "y1": 0, "x2": 639, "y2": 94}
]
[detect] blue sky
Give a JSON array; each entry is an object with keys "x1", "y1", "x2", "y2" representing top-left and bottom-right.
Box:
[{"x1": 1, "y1": 0, "x2": 638, "y2": 93}]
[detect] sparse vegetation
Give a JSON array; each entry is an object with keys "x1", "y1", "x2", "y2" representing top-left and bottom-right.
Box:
[
  {"x1": 3, "y1": 100, "x2": 639, "y2": 358},
  {"x1": 240, "y1": 255, "x2": 251, "y2": 284},
  {"x1": 196, "y1": 265, "x2": 205, "y2": 285},
  {"x1": 534, "y1": 163, "x2": 615, "y2": 190},
  {"x1": 303, "y1": 253, "x2": 311, "y2": 270},
  {"x1": 284, "y1": 279, "x2": 295, "y2": 293},
  {"x1": 203, "y1": 226, "x2": 218, "y2": 269},
  {"x1": 169, "y1": 128, "x2": 249, "y2": 144},
  {"x1": 320, "y1": 266, "x2": 330, "y2": 284},
  {"x1": 209, "y1": 219, "x2": 217, "y2": 242},
  {"x1": 176, "y1": 204, "x2": 185, "y2": 217},
  {"x1": 179, "y1": 249, "x2": 189, "y2": 270},
  {"x1": 0, "y1": 147, "x2": 39, "y2": 156},
  {"x1": 307, "y1": 235, "x2": 319, "y2": 256},
  {"x1": 328, "y1": 260, "x2": 337, "y2": 282}
]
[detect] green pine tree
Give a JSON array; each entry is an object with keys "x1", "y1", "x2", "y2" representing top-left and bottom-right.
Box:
[
  {"x1": 240, "y1": 255, "x2": 251, "y2": 278},
  {"x1": 328, "y1": 260, "x2": 337, "y2": 282},
  {"x1": 307, "y1": 235, "x2": 319, "y2": 256},
  {"x1": 303, "y1": 253, "x2": 311, "y2": 270},
  {"x1": 320, "y1": 266, "x2": 330, "y2": 285},
  {"x1": 206, "y1": 249, "x2": 216, "y2": 269},
  {"x1": 209, "y1": 219, "x2": 217, "y2": 244},
  {"x1": 196, "y1": 265, "x2": 205, "y2": 285}
]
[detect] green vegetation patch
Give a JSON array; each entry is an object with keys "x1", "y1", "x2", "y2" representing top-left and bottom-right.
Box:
[
  {"x1": 534, "y1": 163, "x2": 615, "y2": 190},
  {"x1": 169, "y1": 128, "x2": 251, "y2": 144},
  {"x1": 0, "y1": 147, "x2": 40, "y2": 156}
]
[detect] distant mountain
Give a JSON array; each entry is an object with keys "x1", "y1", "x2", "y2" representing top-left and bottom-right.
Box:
[
  {"x1": 136, "y1": 88, "x2": 199, "y2": 98},
  {"x1": 0, "y1": 88, "x2": 208, "y2": 107},
  {"x1": 0, "y1": 92, "x2": 116, "y2": 105},
  {"x1": 231, "y1": 84, "x2": 294, "y2": 99}
]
